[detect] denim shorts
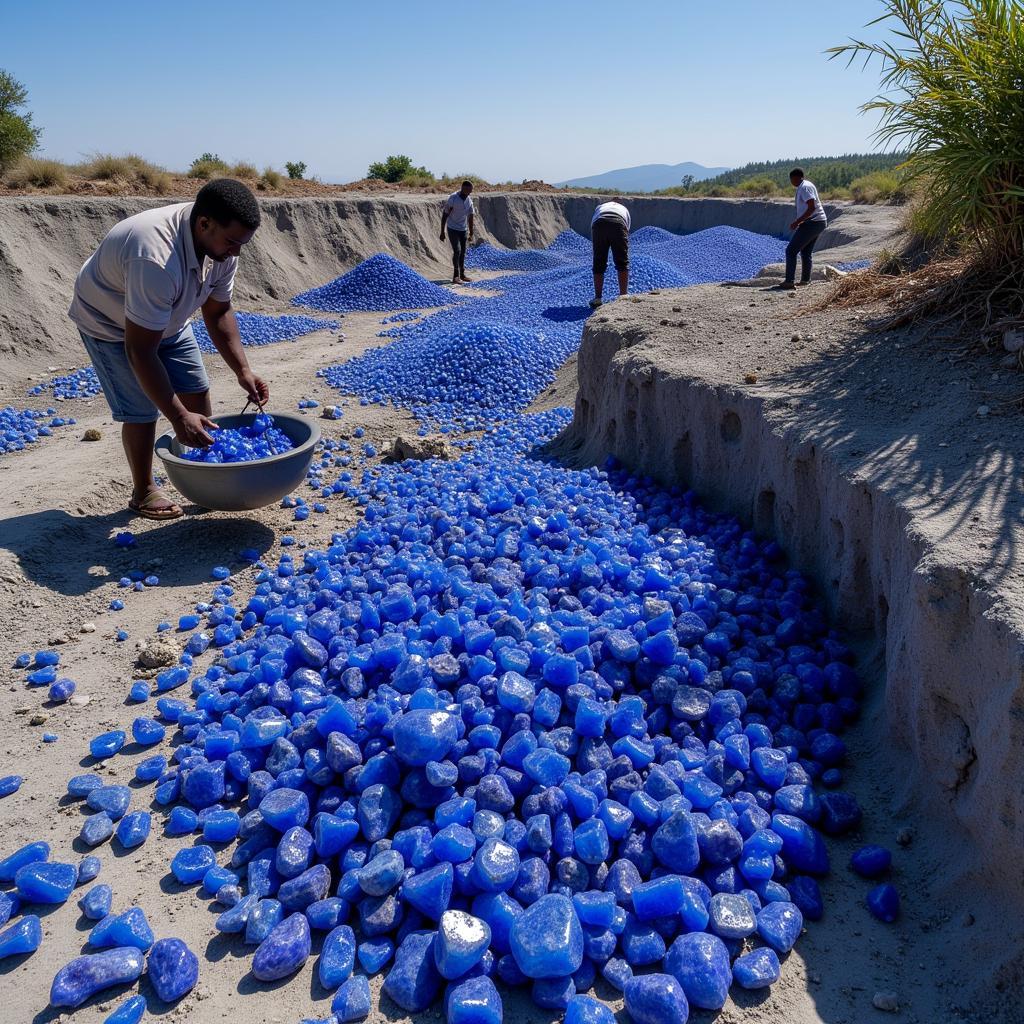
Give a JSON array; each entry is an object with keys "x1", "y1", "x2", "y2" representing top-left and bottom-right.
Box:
[{"x1": 79, "y1": 323, "x2": 210, "y2": 423}]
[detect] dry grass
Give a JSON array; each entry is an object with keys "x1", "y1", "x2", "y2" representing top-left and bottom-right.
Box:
[
  {"x1": 229, "y1": 161, "x2": 258, "y2": 179},
  {"x1": 188, "y1": 157, "x2": 229, "y2": 179},
  {"x1": 257, "y1": 167, "x2": 283, "y2": 190},
  {"x1": 4, "y1": 156, "x2": 70, "y2": 188},
  {"x1": 77, "y1": 153, "x2": 172, "y2": 193}
]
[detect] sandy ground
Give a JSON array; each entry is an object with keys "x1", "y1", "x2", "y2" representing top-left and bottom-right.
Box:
[{"x1": 0, "y1": 258, "x2": 1011, "y2": 1022}]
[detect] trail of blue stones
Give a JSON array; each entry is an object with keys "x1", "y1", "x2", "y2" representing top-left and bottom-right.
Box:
[
  {"x1": 192, "y1": 311, "x2": 339, "y2": 353},
  {"x1": 316, "y1": 227, "x2": 786, "y2": 432},
  {"x1": 1, "y1": 406, "x2": 75, "y2": 455},
  {"x1": 0, "y1": 227, "x2": 894, "y2": 1024}
]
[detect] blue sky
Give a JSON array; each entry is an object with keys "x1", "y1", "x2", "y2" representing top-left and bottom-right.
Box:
[{"x1": 3, "y1": 0, "x2": 893, "y2": 183}]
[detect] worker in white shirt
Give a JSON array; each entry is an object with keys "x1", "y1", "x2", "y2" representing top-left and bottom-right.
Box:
[
  {"x1": 590, "y1": 198, "x2": 631, "y2": 308},
  {"x1": 440, "y1": 181, "x2": 476, "y2": 284},
  {"x1": 782, "y1": 168, "x2": 828, "y2": 289}
]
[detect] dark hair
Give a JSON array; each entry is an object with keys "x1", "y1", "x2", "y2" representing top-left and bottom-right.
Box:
[
  {"x1": 462, "y1": 180, "x2": 474, "y2": 189},
  {"x1": 790, "y1": 168, "x2": 805, "y2": 179},
  {"x1": 191, "y1": 178, "x2": 261, "y2": 230}
]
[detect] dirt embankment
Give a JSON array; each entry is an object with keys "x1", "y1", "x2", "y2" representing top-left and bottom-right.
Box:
[
  {"x1": 554, "y1": 282, "x2": 1024, "y2": 927},
  {"x1": 0, "y1": 193, "x2": 900, "y2": 375}
]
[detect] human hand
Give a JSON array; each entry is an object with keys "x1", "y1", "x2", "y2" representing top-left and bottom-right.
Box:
[
  {"x1": 237, "y1": 368, "x2": 270, "y2": 405},
  {"x1": 173, "y1": 410, "x2": 218, "y2": 448}
]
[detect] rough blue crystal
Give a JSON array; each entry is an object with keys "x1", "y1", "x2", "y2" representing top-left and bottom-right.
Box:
[
  {"x1": 89, "y1": 907, "x2": 154, "y2": 950},
  {"x1": 318, "y1": 924, "x2": 356, "y2": 989},
  {"x1": 434, "y1": 910, "x2": 491, "y2": 979},
  {"x1": 393, "y1": 709, "x2": 460, "y2": 766},
  {"x1": 867, "y1": 883, "x2": 900, "y2": 922},
  {"x1": 732, "y1": 946, "x2": 781, "y2": 988},
  {"x1": 756, "y1": 900, "x2": 803, "y2": 953},
  {"x1": 382, "y1": 930, "x2": 442, "y2": 1012},
  {"x1": 510, "y1": 893, "x2": 583, "y2": 979},
  {"x1": 0, "y1": 915, "x2": 42, "y2": 959},
  {"x1": 664, "y1": 931, "x2": 731, "y2": 1010},
  {"x1": 445, "y1": 974, "x2": 503, "y2": 1024},
  {"x1": 115, "y1": 811, "x2": 151, "y2": 849},
  {"x1": 16, "y1": 860, "x2": 77, "y2": 903},
  {"x1": 0, "y1": 840, "x2": 50, "y2": 881},
  {"x1": 624, "y1": 972, "x2": 689, "y2": 1024},
  {"x1": 331, "y1": 974, "x2": 371, "y2": 1022},
  {"x1": 49, "y1": 947, "x2": 145, "y2": 1008},
  {"x1": 79, "y1": 883, "x2": 113, "y2": 920},
  {"x1": 104, "y1": 994, "x2": 146, "y2": 1024},
  {"x1": 147, "y1": 937, "x2": 199, "y2": 1002},
  {"x1": 252, "y1": 913, "x2": 311, "y2": 981},
  {"x1": 564, "y1": 994, "x2": 616, "y2": 1024}
]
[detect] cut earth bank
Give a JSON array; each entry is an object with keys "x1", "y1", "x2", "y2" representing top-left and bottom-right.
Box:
[{"x1": 0, "y1": 192, "x2": 1018, "y2": 1023}]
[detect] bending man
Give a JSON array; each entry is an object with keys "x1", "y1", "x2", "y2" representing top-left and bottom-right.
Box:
[
  {"x1": 782, "y1": 168, "x2": 827, "y2": 289},
  {"x1": 440, "y1": 181, "x2": 475, "y2": 284},
  {"x1": 590, "y1": 197, "x2": 630, "y2": 308},
  {"x1": 68, "y1": 178, "x2": 270, "y2": 520}
]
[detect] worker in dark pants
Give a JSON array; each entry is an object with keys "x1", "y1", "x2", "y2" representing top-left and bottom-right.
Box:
[
  {"x1": 781, "y1": 168, "x2": 827, "y2": 290},
  {"x1": 589, "y1": 198, "x2": 631, "y2": 308},
  {"x1": 440, "y1": 181, "x2": 475, "y2": 283}
]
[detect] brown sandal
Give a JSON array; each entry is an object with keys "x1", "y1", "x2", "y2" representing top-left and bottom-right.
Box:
[{"x1": 128, "y1": 489, "x2": 183, "y2": 521}]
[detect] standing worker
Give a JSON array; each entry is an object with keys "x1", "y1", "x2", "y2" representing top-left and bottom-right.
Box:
[
  {"x1": 589, "y1": 197, "x2": 630, "y2": 308},
  {"x1": 68, "y1": 178, "x2": 270, "y2": 520},
  {"x1": 440, "y1": 181, "x2": 475, "y2": 284},
  {"x1": 782, "y1": 168, "x2": 828, "y2": 289}
]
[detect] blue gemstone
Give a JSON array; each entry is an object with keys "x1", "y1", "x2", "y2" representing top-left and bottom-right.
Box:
[
  {"x1": 866, "y1": 883, "x2": 900, "y2": 922},
  {"x1": 81, "y1": 812, "x2": 115, "y2": 847},
  {"x1": 170, "y1": 845, "x2": 216, "y2": 884},
  {"x1": 89, "y1": 907, "x2": 154, "y2": 950},
  {"x1": 564, "y1": 994, "x2": 616, "y2": 1024},
  {"x1": 392, "y1": 709, "x2": 460, "y2": 766},
  {"x1": 850, "y1": 844, "x2": 892, "y2": 878},
  {"x1": 252, "y1": 913, "x2": 311, "y2": 981},
  {"x1": 732, "y1": 946, "x2": 781, "y2": 988},
  {"x1": 318, "y1": 924, "x2": 356, "y2": 989},
  {"x1": 147, "y1": 937, "x2": 199, "y2": 1002},
  {"x1": 104, "y1": 994, "x2": 146, "y2": 1024},
  {"x1": 331, "y1": 974, "x2": 371, "y2": 1022},
  {"x1": 0, "y1": 915, "x2": 42, "y2": 959},
  {"x1": 79, "y1": 883, "x2": 113, "y2": 920},
  {"x1": 756, "y1": 900, "x2": 803, "y2": 953},
  {"x1": 0, "y1": 841, "x2": 49, "y2": 882},
  {"x1": 382, "y1": 930, "x2": 442, "y2": 1012},
  {"x1": 49, "y1": 947, "x2": 145, "y2": 1008},
  {"x1": 16, "y1": 860, "x2": 77, "y2": 903},
  {"x1": 510, "y1": 893, "x2": 583, "y2": 979},
  {"x1": 624, "y1": 972, "x2": 689, "y2": 1024},
  {"x1": 445, "y1": 974, "x2": 503, "y2": 1024},
  {"x1": 116, "y1": 811, "x2": 151, "y2": 850},
  {"x1": 664, "y1": 931, "x2": 731, "y2": 1010},
  {"x1": 434, "y1": 910, "x2": 491, "y2": 980}
]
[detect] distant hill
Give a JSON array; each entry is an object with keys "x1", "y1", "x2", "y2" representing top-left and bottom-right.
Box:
[
  {"x1": 556, "y1": 161, "x2": 730, "y2": 194},
  {"x1": 677, "y1": 153, "x2": 906, "y2": 193}
]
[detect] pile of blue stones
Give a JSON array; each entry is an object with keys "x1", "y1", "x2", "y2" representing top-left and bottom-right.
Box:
[
  {"x1": 293, "y1": 254, "x2": 463, "y2": 314},
  {"x1": 191, "y1": 312, "x2": 339, "y2": 353},
  {"x1": 27, "y1": 365, "x2": 102, "y2": 400},
  {"x1": 319, "y1": 228, "x2": 785, "y2": 430},
  {"x1": 1, "y1": 405, "x2": 74, "y2": 455},
  {"x1": 0, "y1": 406, "x2": 879, "y2": 1023},
  {"x1": 180, "y1": 414, "x2": 295, "y2": 464}
]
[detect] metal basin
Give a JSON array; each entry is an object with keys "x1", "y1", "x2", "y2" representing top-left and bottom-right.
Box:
[{"x1": 155, "y1": 412, "x2": 321, "y2": 512}]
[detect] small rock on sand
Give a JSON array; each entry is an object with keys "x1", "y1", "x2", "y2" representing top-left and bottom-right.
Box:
[
  {"x1": 137, "y1": 638, "x2": 178, "y2": 669},
  {"x1": 389, "y1": 435, "x2": 456, "y2": 462},
  {"x1": 82, "y1": 429, "x2": 102, "y2": 441},
  {"x1": 873, "y1": 991, "x2": 900, "y2": 1013}
]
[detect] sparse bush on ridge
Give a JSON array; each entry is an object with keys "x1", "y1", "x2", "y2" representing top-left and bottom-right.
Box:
[
  {"x1": 849, "y1": 170, "x2": 906, "y2": 205},
  {"x1": 258, "y1": 167, "x2": 283, "y2": 190},
  {"x1": 76, "y1": 153, "x2": 173, "y2": 193},
  {"x1": 4, "y1": 155, "x2": 68, "y2": 188},
  {"x1": 189, "y1": 152, "x2": 229, "y2": 178},
  {"x1": 285, "y1": 161, "x2": 306, "y2": 180},
  {"x1": 229, "y1": 161, "x2": 258, "y2": 179}
]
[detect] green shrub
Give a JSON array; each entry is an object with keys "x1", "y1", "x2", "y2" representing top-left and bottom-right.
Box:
[
  {"x1": 5, "y1": 156, "x2": 68, "y2": 188},
  {"x1": 285, "y1": 161, "x2": 306, "y2": 180},
  {"x1": 0, "y1": 70, "x2": 41, "y2": 170},
  {"x1": 189, "y1": 153, "x2": 229, "y2": 178},
  {"x1": 367, "y1": 154, "x2": 431, "y2": 183},
  {"x1": 830, "y1": 0, "x2": 1024, "y2": 264},
  {"x1": 734, "y1": 175, "x2": 780, "y2": 197}
]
